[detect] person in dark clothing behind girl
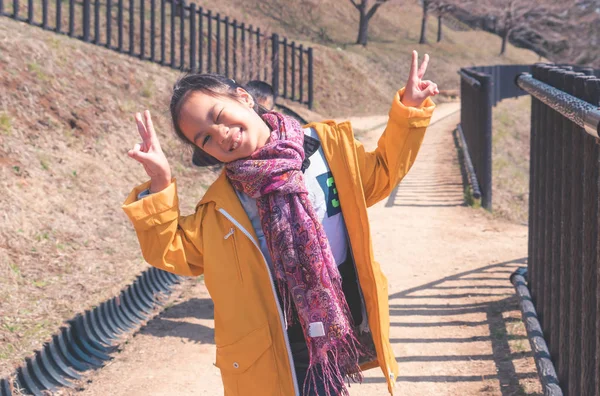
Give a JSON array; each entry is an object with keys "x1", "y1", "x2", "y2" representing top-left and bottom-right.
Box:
[
  {"x1": 245, "y1": 80, "x2": 275, "y2": 111},
  {"x1": 123, "y1": 50, "x2": 438, "y2": 395}
]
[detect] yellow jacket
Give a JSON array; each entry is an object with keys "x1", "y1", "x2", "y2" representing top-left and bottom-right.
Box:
[{"x1": 122, "y1": 89, "x2": 435, "y2": 395}]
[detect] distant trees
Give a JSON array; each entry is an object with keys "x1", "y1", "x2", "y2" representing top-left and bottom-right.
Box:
[
  {"x1": 348, "y1": 0, "x2": 444, "y2": 47},
  {"x1": 477, "y1": 0, "x2": 536, "y2": 55},
  {"x1": 348, "y1": 0, "x2": 459, "y2": 47},
  {"x1": 563, "y1": 0, "x2": 599, "y2": 65},
  {"x1": 425, "y1": 0, "x2": 574, "y2": 56},
  {"x1": 495, "y1": 0, "x2": 574, "y2": 56},
  {"x1": 348, "y1": 0, "x2": 590, "y2": 66},
  {"x1": 418, "y1": 1, "x2": 455, "y2": 44}
]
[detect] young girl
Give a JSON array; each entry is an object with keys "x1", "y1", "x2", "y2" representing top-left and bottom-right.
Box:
[{"x1": 123, "y1": 50, "x2": 438, "y2": 396}]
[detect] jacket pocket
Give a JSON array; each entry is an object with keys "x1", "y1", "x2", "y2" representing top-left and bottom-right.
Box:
[
  {"x1": 227, "y1": 228, "x2": 244, "y2": 282},
  {"x1": 215, "y1": 324, "x2": 280, "y2": 396}
]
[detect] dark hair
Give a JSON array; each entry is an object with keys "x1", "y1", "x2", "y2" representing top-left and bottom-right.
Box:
[
  {"x1": 169, "y1": 73, "x2": 269, "y2": 166},
  {"x1": 245, "y1": 80, "x2": 275, "y2": 110}
]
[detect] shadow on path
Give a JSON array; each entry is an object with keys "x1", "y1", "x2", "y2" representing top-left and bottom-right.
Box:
[
  {"x1": 370, "y1": 258, "x2": 542, "y2": 396},
  {"x1": 385, "y1": 134, "x2": 466, "y2": 207},
  {"x1": 140, "y1": 297, "x2": 215, "y2": 344}
]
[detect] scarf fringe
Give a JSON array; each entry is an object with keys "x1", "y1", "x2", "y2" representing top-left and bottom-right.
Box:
[
  {"x1": 279, "y1": 263, "x2": 374, "y2": 395},
  {"x1": 302, "y1": 332, "x2": 367, "y2": 396},
  {"x1": 277, "y1": 280, "x2": 295, "y2": 327}
]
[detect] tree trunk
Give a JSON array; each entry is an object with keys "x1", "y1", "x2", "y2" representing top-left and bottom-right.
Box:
[
  {"x1": 419, "y1": 0, "x2": 429, "y2": 44},
  {"x1": 356, "y1": 4, "x2": 369, "y2": 46},
  {"x1": 500, "y1": 29, "x2": 509, "y2": 55},
  {"x1": 437, "y1": 14, "x2": 442, "y2": 42}
]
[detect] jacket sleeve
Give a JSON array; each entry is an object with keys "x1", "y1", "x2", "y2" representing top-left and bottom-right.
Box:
[
  {"x1": 356, "y1": 87, "x2": 435, "y2": 207},
  {"x1": 121, "y1": 179, "x2": 204, "y2": 277}
]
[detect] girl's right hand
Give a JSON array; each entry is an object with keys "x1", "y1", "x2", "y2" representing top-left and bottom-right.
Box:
[{"x1": 128, "y1": 110, "x2": 172, "y2": 193}]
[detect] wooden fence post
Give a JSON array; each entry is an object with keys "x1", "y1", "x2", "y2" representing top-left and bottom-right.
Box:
[
  {"x1": 128, "y1": 0, "x2": 134, "y2": 55},
  {"x1": 308, "y1": 47, "x2": 313, "y2": 109},
  {"x1": 189, "y1": 2, "x2": 196, "y2": 71},
  {"x1": 83, "y1": 0, "x2": 90, "y2": 41},
  {"x1": 271, "y1": 33, "x2": 279, "y2": 102},
  {"x1": 139, "y1": 0, "x2": 145, "y2": 58},
  {"x1": 179, "y1": 0, "x2": 185, "y2": 70},
  {"x1": 206, "y1": 10, "x2": 212, "y2": 73}
]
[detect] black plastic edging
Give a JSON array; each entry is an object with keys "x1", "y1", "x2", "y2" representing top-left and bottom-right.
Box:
[
  {"x1": 0, "y1": 267, "x2": 183, "y2": 396},
  {"x1": 510, "y1": 268, "x2": 563, "y2": 396},
  {"x1": 456, "y1": 124, "x2": 482, "y2": 200}
]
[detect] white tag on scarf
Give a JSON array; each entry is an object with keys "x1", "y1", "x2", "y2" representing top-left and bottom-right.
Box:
[{"x1": 308, "y1": 322, "x2": 325, "y2": 337}]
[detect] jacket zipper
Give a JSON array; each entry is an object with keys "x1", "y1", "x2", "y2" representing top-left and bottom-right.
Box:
[{"x1": 218, "y1": 208, "x2": 300, "y2": 396}]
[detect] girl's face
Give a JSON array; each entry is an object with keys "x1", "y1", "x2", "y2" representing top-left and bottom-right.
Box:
[{"x1": 178, "y1": 88, "x2": 271, "y2": 163}]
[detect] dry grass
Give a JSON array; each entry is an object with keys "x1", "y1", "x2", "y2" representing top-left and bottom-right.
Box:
[
  {"x1": 0, "y1": 18, "x2": 221, "y2": 377},
  {"x1": 492, "y1": 96, "x2": 532, "y2": 224}
]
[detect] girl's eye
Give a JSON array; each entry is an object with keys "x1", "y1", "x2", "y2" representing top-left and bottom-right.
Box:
[
  {"x1": 215, "y1": 107, "x2": 224, "y2": 123},
  {"x1": 202, "y1": 135, "x2": 211, "y2": 147}
]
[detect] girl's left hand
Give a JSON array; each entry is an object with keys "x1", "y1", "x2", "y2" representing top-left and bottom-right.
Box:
[{"x1": 401, "y1": 50, "x2": 439, "y2": 108}]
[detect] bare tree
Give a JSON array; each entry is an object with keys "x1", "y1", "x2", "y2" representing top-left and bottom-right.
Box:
[
  {"x1": 436, "y1": 8, "x2": 443, "y2": 42},
  {"x1": 496, "y1": 0, "x2": 527, "y2": 55},
  {"x1": 434, "y1": 3, "x2": 456, "y2": 42},
  {"x1": 348, "y1": 0, "x2": 393, "y2": 46},
  {"x1": 426, "y1": 2, "x2": 455, "y2": 43},
  {"x1": 419, "y1": 1, "x2": 454, "y2": 44},
  {"x1": 418, "y1": 0, "x2": 430, "y2": 44}
]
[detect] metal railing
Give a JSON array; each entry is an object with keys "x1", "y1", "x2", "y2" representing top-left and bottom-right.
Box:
[
  {"x1": 516, "y1": 64, "x2": 600, "y2": 396},
  {"x1": 458, "y1": 64, "x2": 600, "y2": 212},
  {"x1": 0, "y1": 0, "x2": 314, "y2": 108}
]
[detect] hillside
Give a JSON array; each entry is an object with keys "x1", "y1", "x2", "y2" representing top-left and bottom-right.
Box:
[
  {"x1": 0, "y1": 17, "x2": 220, "y2": 378},
  {"x1": 0, "y1": 1, "x2": 541, "y2": 379},
  {"x1": 186, "y1": 0, "x2": 541, "y2": 117}
]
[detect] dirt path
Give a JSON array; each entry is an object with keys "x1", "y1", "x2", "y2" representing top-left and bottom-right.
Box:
[{"x1": 71, "y1": 102, "x2": 541, "y2": 396}]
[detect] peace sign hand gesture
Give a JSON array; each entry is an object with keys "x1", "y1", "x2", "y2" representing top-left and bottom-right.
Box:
[
  {"x1": 128, "y1": 110, "x2": 172, "y2": 193},
  {"x1": 401, "y1": 50, "x2": 439, "y2": 108}
]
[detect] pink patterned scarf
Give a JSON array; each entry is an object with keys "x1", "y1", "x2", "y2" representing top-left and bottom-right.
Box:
[{"x1": 226, "y1": 112, "x2": 365, "y2": 395}]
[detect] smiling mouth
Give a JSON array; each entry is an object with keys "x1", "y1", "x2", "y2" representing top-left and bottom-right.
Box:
[{"x1": 229, "y1": 129, "x2": 242, "y2": 151}]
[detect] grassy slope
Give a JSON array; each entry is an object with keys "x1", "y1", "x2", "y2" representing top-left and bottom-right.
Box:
[
  {"x1": 0, "y1": 1, "x2": 539, "y2": 377},
  {"x1": 0, "y1": 18, "x2": 220, "y2": 377},
  {"x1": 492, "y1": 96, "x2": 531, "y2": 224}
]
